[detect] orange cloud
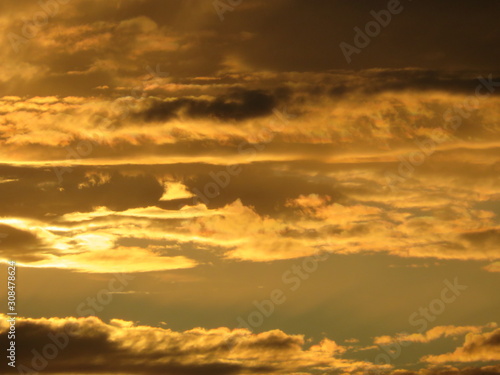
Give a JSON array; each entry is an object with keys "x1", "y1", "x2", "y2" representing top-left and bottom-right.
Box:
[
  {"x1": 374, "y1": 324, "x2": 497, "y2": 345},
  {"x1": 0, "y1": 314, "x2": 378, "y2": 374},
  {"x1": 422, "y1": 328, "x2": 500, "y2": 363}
]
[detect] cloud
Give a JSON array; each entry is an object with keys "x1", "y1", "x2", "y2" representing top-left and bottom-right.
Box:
[
  {"x1": 374, "y1": 324, "x2": 498, "y2": 345},
  {"x1": 3, "y1": 0, "x2": 500, "y2": 91},
  {"x1": 136, "y1": 89, "x2": 277, "y2": 122},
  {"x1": 0, "y1": 223, "x2": 46, "y2": 262},
  {"x1": 0, "y1": 68, "x2": 499, "y2": 270},
  {"x1": 0, "y1": 169, "x2": 164, "y2": 219},
  {"x1": 0, "y1": 168, "x2": 499, "y2": 270},
  {"x1": 484, "y1": 262, "x2": 500, "y2": 273},
  {"x1": 422, "y1": 328, "x2": 500, "y2": 363},
  {"x1": 1, "y1": 73, "x2": 500, "y2": 165},
  {"x1": 0, "y1": 314, "x2": 375, "y2": 375},
  {"x1": 159, "y1": 181, "x2": 194, "y2": 201},
  {"x1": 0, "y1": 1, "x2": 498, "y2": 373},
  {"x1": 377, "y1": 365, "x2": 500, "y2": 375},
  {"x1": 27, "y1": 246, "x2": 197, "y2": 273}
]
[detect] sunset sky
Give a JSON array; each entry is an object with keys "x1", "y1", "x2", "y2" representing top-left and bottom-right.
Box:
[{"x1": 0, "y1": 1, "x2": 499, "y2": 374}]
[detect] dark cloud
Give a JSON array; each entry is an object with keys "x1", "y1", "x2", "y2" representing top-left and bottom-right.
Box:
[
  {"x1": 0, "y1": 319, "x2": 249, "y2": 375},
  {"x1": 0, "y1": 167, "x2": 164, "y2": 219},
  {"x1": 422, "y1": 328, "x2": 500, "y2": 364},
  {"x1": 392, "y1": 366, "x2": 500, "y2": 375},
  {"x1": 460, "y1": 229, "x2": 500, "y2": 249},
  {"x1": 0, "y1": 315, "x2": 355, "y2": 375},
  {"x1": 137, "y1": 89, "x2": 277, "y2": 122},
  {"x1": 463, "y1": 329, "x2": 500, "y2": 355},
  {"x1": 2, "y1": 160, "x2": 342, "y2": 219},
  {"x1": 224, "y1": 0, "x2": 500, "y2": 72},
  {"x1": 174, "y1": 162, "x2": 345, "y2": 216},
  {"x1": 345, "y1": 70, "x2": 500, "y2": 97},
  {"x1": 0, "y1": 224, "x2": 45, "y2": 262},
  {"x1": 2, "y1": 0, "x2": 500, "y2": 97}
]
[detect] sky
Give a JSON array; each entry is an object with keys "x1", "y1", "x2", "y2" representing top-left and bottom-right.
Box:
[{"x1": 0, "y1": 0, "x2": 499, "y2": 374}]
